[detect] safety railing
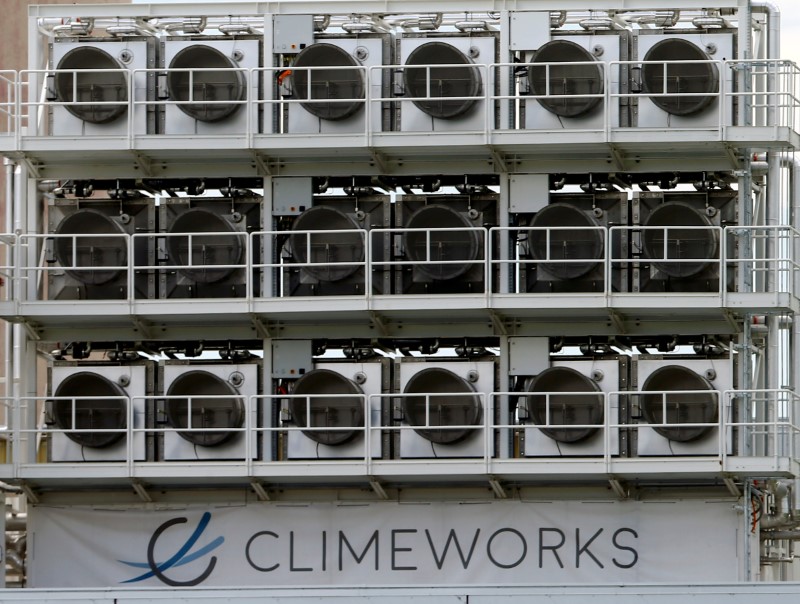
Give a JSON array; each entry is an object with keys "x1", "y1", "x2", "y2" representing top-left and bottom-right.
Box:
[
  {"x1": 0, "y1": 233, "x2": 14, "y2": 303},
  {"x1": 17, "y1": 232, "x2": 133, "y2": 301},
  {"x1": 727, "y1": 59, "x2": 800, "y2": 133},
  {"x1": 513, "y1": 389, "x2": 616, "y2": 461},
  {"x1": 370, "y1": 226, "x2": 492, "y2": 296},
  {"x1": 0, "y1": 398, "x2": 13, "y2": 468},
  {"x1": 0, "y1": 70, "x2": 17, "y2": 138},
  {"x1": 19, "y1": 68, "x2": 136, "y2": 138},
  {"x1": 254, "y1": 228, "x2": 371, "y2": 298},
  {"x1": 136, "y1": 230, "x2": 251, "y2": 299},
  {"x1": 727, "y1": 389, "x2": 800, "y2": 464},
  {"x1": 491, "y1": 60, "x2": 611, "y2": 133},
  {"x1": 490, "y1": 226, "x2": 609, "y2": 294},
  {"x1": 368, "y1": 63, "x2": 491, "y2": 136},
  {"x1": 2, "y1": 388, "x2": 798, "y2": 472},
  {"x1": 256, "y1": 392, "x2": 378, "y2": 463},
  {"x1": 256, "y1": 64, "x2": 373, "y2": 136},
  {"x1": 4, "y1": 225, "x2": 800, "y2": 304},
  {"x1": 5, "y1": 59, "x2": 796, "y2": 144},
  {"x1": 611, "y1": 225, "x2": 727, "y2": 296},
  {"x1": 613, "y1": 388, "x2": 729, "y2": 458},
  {"x1": 724, "y1": 226, "x2": 800, "y2": 297}
]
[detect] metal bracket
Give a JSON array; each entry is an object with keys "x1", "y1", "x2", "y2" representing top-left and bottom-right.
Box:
[
  {"x1": 488, "y1": 309, "x2": 508, "y2": 336},
  {"x1": 19, "y1": 156, "x2": 41, "y2": 179},
  {"x1": 131, "y1": 479, "x2": 152, "y2": 502},
  {"x1": 488, "y1": 146, "x2": 508, "y2": 173},
  {"x1": 488, "y1": 477, "x2": 507, "y2": 499},
  {"x1": 608, "y1": 478, "x2": 629, "y2": 499},
  {"x1": 250, "y1": 480, "x2": 271, "y2": 501},
  {"x1": 723, "y1": 476, "x2": 742, "y2": 498},
  {"x1": 21, "y1": 320, "x2": 41, "y2": 342},
  {"x1": 131, "y1": 317, "x2": 153, "y2": 339},
  {"x1": 132, "y1": 151, "x2": 153, "y2": 177},
  {"x1": 251, "y1": 316, "x2": 272, "y2": 339},
  {"x1": 607, "y1": 144, "x2": 626, "y2": 171},
  {"x1": 607, "y1": 309, "x2": 626, "y2": 334},
  {"x1": 252, "y1": 151, "x2": 272, "y2": 176},
  {"x1": 369, "y1": 477, "x2": 389, "y2": 500},
  {"x1": 369, "y1": 149, "x2": 388, "y2": 173},
  {"x1": 369, "y1": 311, "x2": 389, "y2": 336},
  {"x1": 724, "y1": 144, "x2": 741, "y2": 170},
  {"x1": 19, "y1": 481, "x2": 40, "y2": 505}
]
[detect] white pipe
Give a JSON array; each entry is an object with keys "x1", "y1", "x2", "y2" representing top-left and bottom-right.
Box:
[
  {"x1": 751, "y1": 1, "x2": 781, "y2": 60},
  {"x1": 3, "y1": 160, "x2": 12, "y2": 410}
]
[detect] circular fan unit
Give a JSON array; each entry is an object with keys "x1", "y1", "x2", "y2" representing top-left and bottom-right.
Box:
[
  {"x1": 403, "y1": 204, "x2": 481, "y2": 281},
  {"x1": 402, "y1": 367, "x2": 483, "y2": 445},
  {"x1": 527, "y1": 40, "x2": 604, "y2": 117},
  {"x1": 290, "y1": 369, "x2": 365, "y2": 446},
  {"x1": 167, "y1": 45, "x2": 246, "y2": 122},
  {"x1": 528, "y1": 203, "x2": 604, "y2": 279},
  {"x1": 166, "y1": 208, "x2": 243, "y2": 284},
  {"x1": 642, "y1": 39, "x2": 719, "y2": 116},
  {"x1": 525, "y1": 366, "x2": 604, "y2": 443},
  {"x1": 291, "y1": 43, "x2": 365, "y2": 121},
  {"x1": 289, "y1": 206, "x2": 365, "y2": 282},
  {"x1": 641, "y1": 201, "x2": 718, "y2": 278},
  {"x1": 165, "y1": 370, "x2": 245, "y2": 447},
  {"x1": 54, "y1": 209, "x2": 127, "y2": 285},
  {"x1": 55, "y1": 46, "x2": 128, "y2": 124},
  {"x1": 641, "y1": 365, "x2": 718, "y2": 442},
  {"x1": 403, "y1": 42, "x2": 482, "y2": 119},
  {"x1": 52, "y1": 372, "x2": 127, "y2": 448}
]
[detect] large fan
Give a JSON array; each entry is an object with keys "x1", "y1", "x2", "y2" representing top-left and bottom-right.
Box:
[
  {"x1": 165, "y1": 370, "x2": 245, "y2": 447},
  {"x1": 641, "y1": 365, "x2": 718, "y2": 443},
  {"x1": 403, "y1": 42, "x2": 482, "y2": 119},
  {"x1": 289, "y1": 206, "x2": 365, "y2": 283},
  {"x1": 291, "y1": 43, "x2": 365, "y2": 121},
  {"x1": 641, "y1": 201, "x2": 718, "y2": 278},
  {"x1": 166, "y1": 207, "x2": 243, "y2": 285},
  {"x1": 527, "y1": 202, "x2": 604, "y2": 280},
  {"x1": 290, "y1": 368, "x2": 365, "y2": 446},
  {"x1": 403, "y1": 204, "x2": 480, "y2": 281},
  {"x1": 524, "y1": 366, "x2": 604, "y2": 443},
  {"x1": 641, "y1": 38, "x2": 719, "y2": 116},
  {"x1": 402, "y1": 367, "x2": 482, "y2": 445},
  {"x1": 52, "y1": 372, "x2": 127, "y2": 448},
  {"x1": 167, "y1": 45, "x2": 246, "y2": 122},
  {"x1": 53, "y1": 208, "x2": 128, "y2": 286},
  {"x1": 527, "y1": 39, "x2": 604, "y2": 117},
  {"x1": 55, "y1": 46, "x2": 128, "y2": 124}
]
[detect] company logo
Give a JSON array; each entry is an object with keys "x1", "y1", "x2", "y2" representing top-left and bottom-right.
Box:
[{"x1": 119, "y1": 511, "x2": 224, "y2": 586}]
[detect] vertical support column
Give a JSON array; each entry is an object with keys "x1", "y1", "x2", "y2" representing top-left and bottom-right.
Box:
[
  {"x1": 262, "y1": 14, "x2": 275, "y2": 135},
  {"x1": 263, "y1": 176, "x2": 274, "y2": 299},
  {"x1": 496, "y1": 335, "x2": 510, "y2": 459},
  {"x1": 262, "y1": 337, "x2": 273, "y2": 462},
  {"x1": 498, "y1": 11, "x2": 511, "y2": 130}
]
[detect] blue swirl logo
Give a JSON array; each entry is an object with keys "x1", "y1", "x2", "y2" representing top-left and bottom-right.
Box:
[{"x1": 119, "y1": 512, "x2": 224, "y2": 586}]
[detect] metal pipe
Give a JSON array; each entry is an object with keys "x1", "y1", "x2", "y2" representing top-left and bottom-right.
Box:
[
  {"x1": 5, "y1": 512, "x2": 26, "y2": 531},
  {"x1": 762, "y1": 530, "x2": 800, "y2": 540},
  {"x1": 751, "y1": 1, "x2": 781, "y2": 60}
]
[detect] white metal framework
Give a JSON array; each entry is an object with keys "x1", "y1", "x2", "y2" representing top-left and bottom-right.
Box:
[{"x1": 1, "y1": 0, "x2": 799, "y2": 594}]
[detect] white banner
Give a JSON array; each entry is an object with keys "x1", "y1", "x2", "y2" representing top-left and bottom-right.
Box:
[{"x1": 29, "y1": 499, "x2": 744, "y2": 587}]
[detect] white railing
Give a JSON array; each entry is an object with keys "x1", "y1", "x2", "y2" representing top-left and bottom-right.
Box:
[
  {"x1": 0, "y1": 232, "x2": 14, "y2": 303},
  {"x1": 3, "y1": 59, "x2": 799, "y2": 141},
  {"x1": 0, "y1": 70, "x2": 17, "y2": 138},
  {"x1": 3, "y1": 225, "x2": 799, "y2": 303},
  {"x1": 3, "y1": 388, "x2": 797, "y2": 472},
  {"x1": 727, "y1": 389, "x2": 800, "y2": 464}
]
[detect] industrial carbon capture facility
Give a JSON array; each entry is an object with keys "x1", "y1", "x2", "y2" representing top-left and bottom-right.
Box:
[{"x1": 1, "y1": 0, "x2": 800, "y2": 601}]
